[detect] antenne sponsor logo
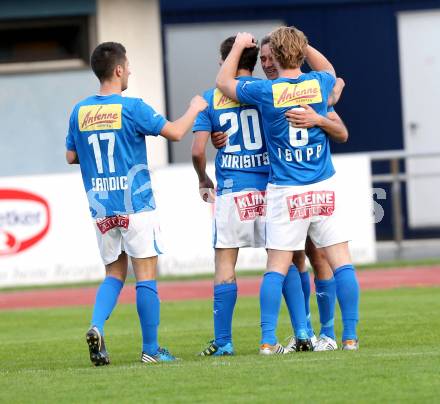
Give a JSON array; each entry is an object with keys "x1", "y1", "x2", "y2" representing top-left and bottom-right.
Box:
[
  {"x1": 0, "y1": 189, "x2": 51, "y2": 256},
  {"x1": 78, "y1": 104, "x2": 122, "y2": 131},
  {"x1": 213, "y1": 89, "x2": 241, "y2": 110},
  {"x1": 272, "y1": 79, "x2": 323, "y2": 107}
]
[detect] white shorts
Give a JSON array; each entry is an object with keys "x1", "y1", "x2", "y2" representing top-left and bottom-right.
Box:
[
  {"x1": 265, "y1": 174, "x2": 350, "y2": 251},
  {"x1": 93, "y1": 210, "x2": 164, "y2": 265},
  {"x1": 213, "y1": 190, "x2": 266, "y2": 248}
]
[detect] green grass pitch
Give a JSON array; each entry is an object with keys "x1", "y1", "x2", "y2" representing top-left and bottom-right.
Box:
[{"x1": 1, "y1": 287, "x2": 439, "y2": 403}]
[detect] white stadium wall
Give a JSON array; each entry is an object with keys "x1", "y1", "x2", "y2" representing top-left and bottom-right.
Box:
[
  {"x1": 0, "y1": 155, "x2": 376, "y2": 287},
  {"x1": 97, "y1": 0, "x2": 168, "y2": 169},
  {"x1": 0, "y1": 0, "x2": 166, "y2": 178}
]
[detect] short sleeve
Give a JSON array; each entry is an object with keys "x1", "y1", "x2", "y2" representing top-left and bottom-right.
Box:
[
  {"x1": 327, "y1": 105, "x2": 335, "y2": 113},
  {"x1": 134, "y1": 100, "x2": 167, "y2": 136},
  {"x1": 236, "y1": 79, "x2": 265, "y2": 106},
  {"x1": 65, "y1": 109, "x2": 77, "y2": 151},
  {"x1": 192, "y1": 93, "x2": 212, "y2": 132},
  {"x1": 317, "y1": 71, "x2": 337, "y2": 101}
]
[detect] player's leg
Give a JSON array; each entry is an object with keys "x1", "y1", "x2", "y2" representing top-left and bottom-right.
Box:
[
  {"x1": 86, "y1": 225, "x2": 127, "y2": 366},
  {"x1": 123, "y1": 210, "x2": 176, "y2": 363},
  {"x1": 283, "y1": 250, "x2": 314, "y2": 351},
  {"x1": 322, "y1": 242, "x2": 360, "y2": 350},
  {"x1": 200, "y1": 248, "x2": 238, "y2": 356},
  {"x1": 308, "y1": 175, "x2": 360, "y2": 350},
  {"x1": 90, "y1": 252, "x2": 127, "y2": 336},
  {"x1": 259, "y1": 249, "x2": 293, "y2": 354},
  {"x1": 131, "y1": 255, "x2": 175, "y2": 362},
  {"x1": 293, "y1": 249, "x2": 315, "y2": 339},
  {"x1": 305, "y1": 239, "x2": 337, "y2": 351},
  {"x1": 263, "y1": 183, "x2": 311, "y2": 354}
]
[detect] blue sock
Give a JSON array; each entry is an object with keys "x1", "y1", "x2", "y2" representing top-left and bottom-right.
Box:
[
  {"x1": 282, "y1": 266, "x2": 309, "y2": 340},
  {"x1": 314, "y1": 277, "x2": 336, "y2": 340},
  {"x1": 260, "y1": 272, "x2": 285, "y2": 345},
  {"x1": 213, "y1": 283, "x2": 238, "y2": 347},
  {"x1": 136, "y1": 280, "x2": 160, "y2": 355},
  {"x1": 91, "y1": 276, "x2": 124, "y2": 336},
  {"x1": 299, "y1": 270, "x2": 314, "y2": 337},
  {"x1": 334, "y1": 265, "x2": 360, "y2": 341}
]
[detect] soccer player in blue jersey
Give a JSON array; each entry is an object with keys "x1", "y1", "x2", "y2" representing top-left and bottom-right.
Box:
[
  {"x1": 260, "y1": 35, "x2": 348, "y2": 352},
  {"x1": 66, "y1": 42, "x2": 207, "y2": 365},
  {"x1": 192, "y1": 36, "x2": 285, "y2": 355},
  {"x1": 210, "y1": 36, "x2": 349, "y2": 352},
  {"x1": 193, "y1": 36, "x2": 348, "y2": 355},
  {"x1": 216, "y1": 27, "x2": 360, "y2": 352}
]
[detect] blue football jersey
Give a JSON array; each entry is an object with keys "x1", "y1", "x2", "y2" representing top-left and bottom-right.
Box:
[
  {"x1": 66, "y1": 94, "x2": 167, "y2": 218},
  {"x1": 192, "y1": 76, "x2": 269, "y2": 195},
  {"x1": 236, "y1": 71, "x2": 336, "y2": 186}
]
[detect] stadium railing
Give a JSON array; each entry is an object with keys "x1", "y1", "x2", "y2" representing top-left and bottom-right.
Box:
[{"x1": 366, "y1": 150, "x2": 440, "y2": 259}]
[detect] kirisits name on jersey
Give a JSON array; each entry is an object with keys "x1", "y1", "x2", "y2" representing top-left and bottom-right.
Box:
[
  {"x1": 221, "y1": 152, "x2": 269, "y2": 169},
  {"x1": 78, "y1": 104, "x2": 122, "y2": 131},
  {"x1": 272, "y1": 80, "x2": 322, "y2": 107}
]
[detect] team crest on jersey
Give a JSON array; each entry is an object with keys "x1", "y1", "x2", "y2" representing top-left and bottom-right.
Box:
[
  {"x1": 287, "y1": 190, "x2": 334, "y2": 221},
  {"x1": 272, "y1": 79, "x2": 322, "y2": 108},
  {"x1": 234, "y1": 191, "x2": 266, "y2": 221},
  {"x1": 213, "y1": 88, "x2": 241, "y2": 110},
  {"x1": 78, "y1": 104, "x2": 122, "y2": 131}
]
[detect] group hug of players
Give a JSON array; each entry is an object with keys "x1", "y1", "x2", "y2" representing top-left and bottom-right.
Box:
[{"x1": 66, "y1": 26, "x2": 359, "y2": 365}]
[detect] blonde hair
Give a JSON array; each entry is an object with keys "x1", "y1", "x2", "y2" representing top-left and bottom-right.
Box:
[{"x1": 269, "y1": 26, "x2": 308, "y2": 69}]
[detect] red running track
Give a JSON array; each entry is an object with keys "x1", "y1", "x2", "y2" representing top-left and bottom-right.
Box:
[{"x1": 1, "y1": 266, "x2": 439, "y2": 310}]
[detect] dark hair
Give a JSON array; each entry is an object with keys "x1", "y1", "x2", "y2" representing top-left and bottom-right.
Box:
[
  {"x1": 90, "y1": 42, "x2": 127, "y2": 82},
  {"x1": 260, "y1": 35, "x2": 270, "y2": 47},
  {"x1": 220, "y1": 36, "x2": 259, "y2": 72}
]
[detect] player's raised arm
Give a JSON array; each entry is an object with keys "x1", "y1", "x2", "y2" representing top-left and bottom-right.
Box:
[
  {"x1": 285, "y1": 104, "x2": 348, "y2": 143},
  {"x1": 216, "y1": 32, "x2": 256, "y2": 100},
  {"x1": 305, "y1": 45, "x2": 336, "y2": 77},
  {"x1": 160, "y1": 95, "x2": 208, "y2": 141}
]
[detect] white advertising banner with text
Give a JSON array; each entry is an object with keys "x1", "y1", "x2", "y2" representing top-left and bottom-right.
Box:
[
  {"x1": 0, "y1": 173, "x2": 103, "y2": 287},
  {"x1": 0, "y1": 154, "x2": 376, "y2": 287},
  {"x1": 154, "y1": 154, "x2": 376, "y2": 276}
]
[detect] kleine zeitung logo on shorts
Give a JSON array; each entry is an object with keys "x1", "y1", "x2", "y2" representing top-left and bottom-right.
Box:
[
  {"x1": 234, "y1": 191, "x2": 266, "y2": 221},
  {"x1": 0, "y1": 189, "x2": 51, "y2": 256},
  {"x1": 287, "y1": 190, "x2": 334, "y2": 221}
]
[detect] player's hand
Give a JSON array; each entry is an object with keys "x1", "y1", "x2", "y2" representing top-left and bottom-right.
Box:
[
  {"x1": 211, "y1": 131, "x2": 227, "y2": 149},
  {"x1": 199, "y1": 176, "x2": 215, "y2": 203},
  {"x1": 285, "y1": 105, "x2": 323, "y2": 128},
  {"x1": 234, "y1": 32, "x2": 257, "y2": 49},
  {"x1": 191, "y1": 95, "x2": 209, "y2": 112}
]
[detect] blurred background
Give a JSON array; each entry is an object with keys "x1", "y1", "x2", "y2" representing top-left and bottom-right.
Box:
[{"x1": 1, "y1": 0, "x2": 440, "y2": 287}]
